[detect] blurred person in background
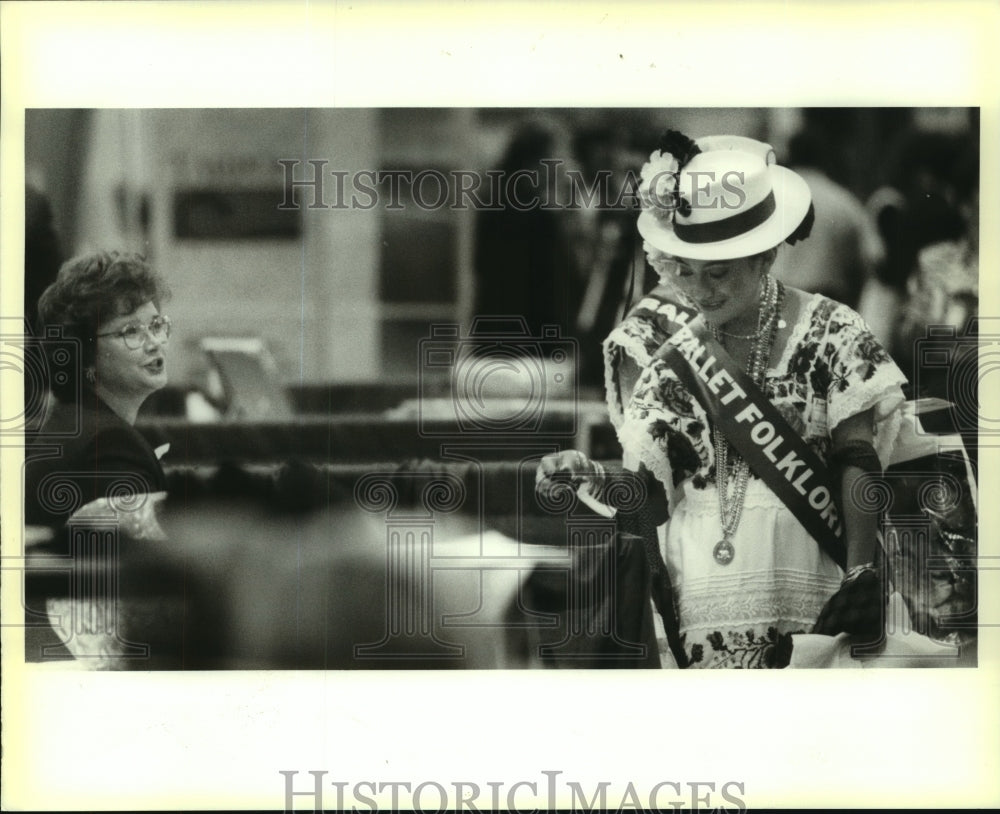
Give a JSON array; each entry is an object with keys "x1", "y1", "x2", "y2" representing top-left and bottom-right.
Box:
[
  {"x1": 24, "y1": 185, "x2": 64, "y2": 335},
  {"x1": 23, "y1": 185, "x2": 65, "y2": 431},
  {"x1": 571, "y1": 124, "x2": 650, "y2": 388},
  {"x1": 861, "y1": 128, "x2": 967, "y2": 352},
  {"x1": 473, "y1": 116, "x2": 585, "y2": 341},
  {"x1": 894, "y1": 139, "x2": 979, "y2": 473},
  {"x1": 770, "y1": 128, "x2": 884, "y2": 310},
  {"x1": 537, "y1": 130, "x2": 909, "y2": 668},
  {"x1": 895, "y1": 139, "x2": 979, "y2": 377}
]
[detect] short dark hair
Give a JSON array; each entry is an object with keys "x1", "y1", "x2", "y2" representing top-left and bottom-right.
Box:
[{"x1": 37, "y1": 251, "x2": 170, "y2": 402}]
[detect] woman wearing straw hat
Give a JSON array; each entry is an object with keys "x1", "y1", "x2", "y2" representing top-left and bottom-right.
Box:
[{"x1": 538, "y1": 131, "x2": 908, "y2": 668}]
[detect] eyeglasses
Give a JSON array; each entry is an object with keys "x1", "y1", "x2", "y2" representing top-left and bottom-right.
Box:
[{"x1": 96, "y1": 315, "x2": 172, "y2": 349}]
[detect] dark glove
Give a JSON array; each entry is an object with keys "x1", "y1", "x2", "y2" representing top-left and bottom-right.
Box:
[{"x1": 811, "y1": 567, "x2": 886, "y2": 645}]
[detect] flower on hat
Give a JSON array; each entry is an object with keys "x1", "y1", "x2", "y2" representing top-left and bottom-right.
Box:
[
  {"x1": 638, "y1": 150, "x2": 680, "y2": 225},
  {"x1": 638, "y1": 129, "x2": 702, "y2": 227}
]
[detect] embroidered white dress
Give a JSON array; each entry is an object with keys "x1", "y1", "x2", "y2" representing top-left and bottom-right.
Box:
[{"x1": 604, "y1": 293, "x2": 907, "y2": 668}]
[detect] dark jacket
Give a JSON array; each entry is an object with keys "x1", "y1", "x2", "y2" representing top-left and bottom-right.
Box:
[{"x1": 25, "y1": 392, "x2": 168, "y2": 528}]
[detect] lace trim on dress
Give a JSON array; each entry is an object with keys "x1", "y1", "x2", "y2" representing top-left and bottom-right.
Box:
[
  {"x1": 617, "y1": 417, "x2": 679, "y2": 512},
  {"x1": 825, "y1": 359, "x2": 907, "y2": 423},
  {"x1": 603, "y1": 316, "x2": 662, "y2": 430},
  {"x1": 603, "y1": 335, "x2": 628, "y2": 429},
  {"x1": 771, "y1": 292, "x2": 824, "y2": 376},
  {"x1": 676, "y1": 568, "x2": 840, "y2": 631},
  {"x1": 603, "y1": 348, "x2": 624, "y2": 429},
  {"x1": 822, "y1": 301, "x2": 908, "y2": 464},
  {"x1": 828, "y1": 367, "x2": 906, "y2": 466}
]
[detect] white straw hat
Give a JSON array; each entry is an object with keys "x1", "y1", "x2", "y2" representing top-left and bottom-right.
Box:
[{"x1": 637, "y1": 132, "x2": 813, "y2": 261}]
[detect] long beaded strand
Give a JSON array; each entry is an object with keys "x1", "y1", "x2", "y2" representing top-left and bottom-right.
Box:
[{"x1": 708, "y1": 275, "x2": 784, "y2": 565}]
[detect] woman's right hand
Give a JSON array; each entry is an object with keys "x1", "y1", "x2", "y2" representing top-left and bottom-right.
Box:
[{"x1": 535, "y1": 450, "x2": 606, "y2": 502}]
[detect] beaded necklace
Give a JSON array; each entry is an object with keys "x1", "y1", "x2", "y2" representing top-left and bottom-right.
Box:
[{"x1": 707, "y1": 274, "x2": 785, "y2": 565}]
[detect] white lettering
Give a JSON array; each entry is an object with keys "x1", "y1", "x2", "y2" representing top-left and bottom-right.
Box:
[
  {"x1": 750, "y1": 421, "x2": 776, "y2": 445},
  {"x1": 792, "y1": 467, "x2": 813, "y2": 496},
  {"x1": 735, "y1": 404, "x2": 764, "y2": 425},
  {"x1": 808, "y1": 486, "x2": 831, "y2": 509},
  {"x1": 775, "y1": 450, "x2": 805, "y2": 481},
  {"x1": 763, "y1": 436, "x2": 782, "y2": 462},
  {"x1": 719, "y1": 380, "x2": 746, "y2": 406}
]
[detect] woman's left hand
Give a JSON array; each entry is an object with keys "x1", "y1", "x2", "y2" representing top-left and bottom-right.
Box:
[{"x1": 811, "y1": 566, "x2": 886, "y2": 643}]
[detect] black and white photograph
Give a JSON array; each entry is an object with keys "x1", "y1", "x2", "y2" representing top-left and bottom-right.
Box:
[{"x1": 2, "y1": 2, "x2": 998, "y2": 811}]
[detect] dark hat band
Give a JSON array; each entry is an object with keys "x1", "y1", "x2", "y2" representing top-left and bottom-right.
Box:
[{"x1": 673, "y1": 190, "x2": 775, "y2": 244}]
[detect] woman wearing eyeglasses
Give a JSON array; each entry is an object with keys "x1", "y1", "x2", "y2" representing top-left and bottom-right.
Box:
[{"x1": 26, "y1": 250, "x2": 173, "y2": 531}]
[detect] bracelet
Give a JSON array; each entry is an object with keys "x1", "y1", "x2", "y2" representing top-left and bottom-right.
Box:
[
  {"x1": 841, "y1": 562, "x2": 877, "y2": 586},
  {"x1": 576, "y1": 483, "x2": 617, "y2": 519}
]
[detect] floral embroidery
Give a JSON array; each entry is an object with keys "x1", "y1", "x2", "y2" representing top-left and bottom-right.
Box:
[
  {"x1": 694, "y1": 625, "x2": 800, "y2": 669},
  {"x1": 655, "y1": 373, "x2": 696, "y2": 416},
  {"x1": 649, "y1": 421, "x2": 701, "y2": 484},
  {"x1": 614, "y1": 293, "x2": 906, "y2": 493}
]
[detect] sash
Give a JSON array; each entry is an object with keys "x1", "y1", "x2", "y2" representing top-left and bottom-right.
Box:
[{"x1": 629, "y1": 294, "x2": 846, "y2": 569}]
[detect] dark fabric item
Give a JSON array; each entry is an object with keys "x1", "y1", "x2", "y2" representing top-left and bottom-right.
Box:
[
  {"x1": 513, "y1": 524, "x2": 661, "y2": 668},
  {"x1": 512, "y1": 462, "x2": 685, "y2": 668},
  {"x1": 772, "y1": 632, "x2": 795, "y2": 668},
  {"x1": 811, "y1": 569, "x2": 886, "y2": 644},
  {"x1": 613, "y1": 465, "x2": 688, "y2": 668},
  {"x1": 25, "y1": 391, "x2": 168, "y2": 528}
]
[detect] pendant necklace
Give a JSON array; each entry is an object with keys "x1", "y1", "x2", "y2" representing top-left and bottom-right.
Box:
[{"x1": 708, "y1": 275, "x2": 784, "y2": 565}]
